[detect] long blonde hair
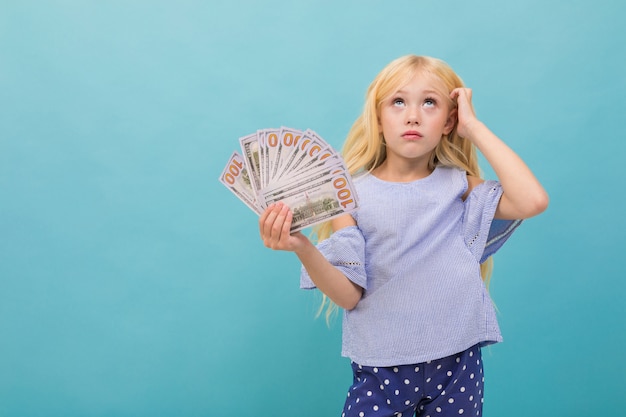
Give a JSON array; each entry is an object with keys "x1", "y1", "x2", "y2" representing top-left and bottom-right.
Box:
[{"x1": 313, "y1": 55, "x2": 493, "y2": 321}]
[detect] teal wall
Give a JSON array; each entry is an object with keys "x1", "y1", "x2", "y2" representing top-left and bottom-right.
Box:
[{"x1": 1, "y1": 1, "x2": 624, "y2": 416}]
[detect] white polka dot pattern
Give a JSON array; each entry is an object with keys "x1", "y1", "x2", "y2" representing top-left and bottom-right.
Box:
[{"x1": 341, "y1": 345, "x2": 484, "y2": 417}]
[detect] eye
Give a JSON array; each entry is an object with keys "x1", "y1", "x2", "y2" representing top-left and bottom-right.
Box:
[
  {"x1": 392, "y1": 97, "x2": 405, "y2": 107},
  {"x1": 423, "y1": 97, "x2": 437, "y2": 108}
]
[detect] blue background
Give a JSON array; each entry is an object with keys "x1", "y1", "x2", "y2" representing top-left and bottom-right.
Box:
[{"x1": 1, "y1": 1, "x2": 624, "y2": 416}]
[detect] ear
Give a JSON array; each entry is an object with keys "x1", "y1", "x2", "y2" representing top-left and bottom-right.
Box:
[{"x1": 443, "y1": 108, "x2": 457, "y2": 135}]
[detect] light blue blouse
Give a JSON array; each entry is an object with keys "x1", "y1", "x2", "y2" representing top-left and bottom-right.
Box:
[{"x1": 300, "y1": 166, "x2": 521, "y2": 366}]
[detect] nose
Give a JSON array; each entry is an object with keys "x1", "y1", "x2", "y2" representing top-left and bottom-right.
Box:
[{"x1": 406, "y1": 106, "x2": 420, "y2": 125}]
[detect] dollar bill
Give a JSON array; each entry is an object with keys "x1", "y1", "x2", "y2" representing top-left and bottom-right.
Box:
[
  {"x1": 261, "y1": 128, "x2": 280, "y2": 188},
  {"x1": 272, "y1": 127, "x2": 304, "y2": 183},
  {"x1": 239, "y1": 133, "x2": 262, "y2": 196},
  {"x1": 261, "y1": 165, "x2": 358, "y2": 232},
  {"x1": 219, "y1": 151, "x2": 262, "y2": 215},
  {"x1": 221, "y1": 127, "x2": 359, "y2": 232}
]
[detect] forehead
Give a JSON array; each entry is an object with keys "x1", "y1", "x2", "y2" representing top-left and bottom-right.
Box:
[{"x1": 396, "y1": 70, "x2": 449, "y2": 96}]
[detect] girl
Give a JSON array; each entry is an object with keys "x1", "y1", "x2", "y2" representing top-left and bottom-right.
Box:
[{"x1": 259, "y1": 55, "x2": 548, "y2": 417}]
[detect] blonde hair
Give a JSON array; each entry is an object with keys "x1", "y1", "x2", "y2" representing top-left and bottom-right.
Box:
[{"x1": 313, "y1": 55, "x2": 493, "y2": 321}]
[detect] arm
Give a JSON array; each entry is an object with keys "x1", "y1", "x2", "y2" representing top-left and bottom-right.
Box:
[
  {"x1": 259, "y1": 204, "x2": 362, "y2": 310},
  {"x1": 451, "y1": 88, "x2": 549, "y2": 220}
]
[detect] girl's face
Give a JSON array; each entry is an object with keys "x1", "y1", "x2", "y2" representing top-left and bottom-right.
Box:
[{"x1": 377, "y1": 72, "x2": 456, "y2": 169}]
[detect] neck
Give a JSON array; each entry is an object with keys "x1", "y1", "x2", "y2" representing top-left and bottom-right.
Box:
[{"x1": 373, "y1": 158, "x2": 433, "y2": 182}]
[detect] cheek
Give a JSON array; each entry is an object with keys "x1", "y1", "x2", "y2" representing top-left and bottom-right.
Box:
[{"x1": 377, "y1": 110, "x2": 390, "y2": 131}]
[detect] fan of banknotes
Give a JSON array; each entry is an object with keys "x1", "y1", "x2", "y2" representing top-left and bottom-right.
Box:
[{"x1": 219, "y1": 127, "x2": 359, "y2": 232}]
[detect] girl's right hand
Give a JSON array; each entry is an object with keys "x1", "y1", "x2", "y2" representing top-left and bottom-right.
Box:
[{"x1": 259, "y1": 202, "x2": 310, "y2": 252}]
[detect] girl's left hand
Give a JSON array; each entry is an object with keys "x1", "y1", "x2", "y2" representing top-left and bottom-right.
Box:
[{"x1": 450, "y1": 88, "x2": 479, "y2": 140}]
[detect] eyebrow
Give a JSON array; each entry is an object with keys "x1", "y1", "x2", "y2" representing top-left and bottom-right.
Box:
[{"x1": 395, "y1": 88, "x2": 444, "y2": 96}]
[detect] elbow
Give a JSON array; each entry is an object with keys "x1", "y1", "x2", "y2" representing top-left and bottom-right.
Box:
[
  {"x1": 523, "y1": 189, "x2": 550, "y2": 218},
  {"x1": 500, "y1": 189, "x2": 549, "y2": 220},
  {"x1": 341, "y1": 299, "x2": 360, "y2": 311},
  {"x1": 531, "y1": 189, "x2": 550, "y2": 216}
]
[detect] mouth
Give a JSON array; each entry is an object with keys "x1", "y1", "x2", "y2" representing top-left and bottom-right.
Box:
[{"x1": 402, "y1": 130, "x2": 423, "y2": 140}]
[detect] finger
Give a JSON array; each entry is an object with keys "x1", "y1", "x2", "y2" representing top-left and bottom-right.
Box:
[
  {"x1": 260, "y1": 203, "x2": 281, "y2": 243},
  {"x1": 270, "y1": 203, "x2": 290, "y2": 242},
  {"x1": 259, "y1": 203, "x2": 275, "y2": 229},
  {"x1": 279, "y1": 209, "x2": 294, "y2": 242},
  {"x1": 451, "y1": 87, "x2": 471, "y2": 98},
  {"x1": 259, "y1": 203, "x2": 276, "y2": 232}
]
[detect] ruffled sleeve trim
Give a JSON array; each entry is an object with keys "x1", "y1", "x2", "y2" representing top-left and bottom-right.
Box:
[
  {"x1": 300, "y1": 225, "x2": 367, "y2": 290},
  {"x1": 463, "y1": 180, "x2": 522, "y2": 263}
]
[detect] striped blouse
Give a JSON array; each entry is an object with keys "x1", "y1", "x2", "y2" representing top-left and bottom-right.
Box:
[{"x1": 301, "y1": 165, "x2": 521, "y2": 366}]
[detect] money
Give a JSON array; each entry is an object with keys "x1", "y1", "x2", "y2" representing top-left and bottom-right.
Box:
[
  {"x1": 219, "y1": 151, "x2": 262, "y2": 215},
  {"x1": 219, "y1": 127, "x2": 359, "y2": 232}
]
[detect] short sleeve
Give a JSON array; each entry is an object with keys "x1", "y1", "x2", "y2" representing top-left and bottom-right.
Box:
[
  {"x1": 463, "y1": 180, "x2": 522, "y2": 263},
  {"x1": 300, "y1": 225, "x2": 367, "y2": 290}
]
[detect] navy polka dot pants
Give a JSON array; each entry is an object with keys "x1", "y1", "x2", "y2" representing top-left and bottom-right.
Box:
[{"x1": 342, "y1": 345, "x2": 484, "y2": 417}]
